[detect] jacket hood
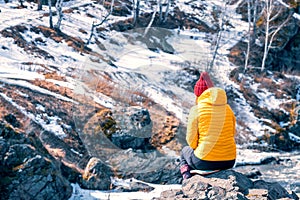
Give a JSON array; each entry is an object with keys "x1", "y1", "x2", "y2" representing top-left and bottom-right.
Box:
[{"x1": 196, "y1": 87, "x2": 227, "y2": 105}]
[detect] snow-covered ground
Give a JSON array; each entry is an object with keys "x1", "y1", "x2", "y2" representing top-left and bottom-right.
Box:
[{"x1": 70, "y1": 179, "x2": 182, "y2": 200}]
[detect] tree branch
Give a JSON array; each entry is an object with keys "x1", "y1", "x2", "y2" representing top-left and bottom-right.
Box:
[
  {"x1": 86, "y1": 0, "x2": 114, "y2": 46},
  {"x1": 267, "y1": 12, "x2": 293, "y2": 50},
  {"x1": 144, "y1": 1, "x2": 159, "y2": 37}
]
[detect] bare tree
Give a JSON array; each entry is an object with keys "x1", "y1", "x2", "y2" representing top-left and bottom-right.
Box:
[
  {"x1": 260, "y1": 0, "x2": 293, "y2": 71},
  {"x1": 244, "y1": 0, "x2": 260, "y2": 71},
  {"x1": 159, "y1": 0, "x2": 163, "y2": 22},
  {"x1": 244, "y1": 0, "x2": 252, "y2": 71},
  {"x1": 86, "y1": 0, "x2": 115, "y2": 45},
  {"x1": 163, "y1": 0, "x2": 171, "y2": 23},
  {"x1": 54, "y1": 0, "x2": 64, "y2": 31},
  {"x1": 209, "y1": 1, "x2": 228, "y2": 69},
  {"x1": 144, "y1": 1, "x2": 158, "y2": 37},
  {"x1": 143, "y1": 0, "x2": 171, "y2": 36},
  {"x1": 261, "y1": 0, "x2": 272, "y2": 72},
  {"x1": 37, "y1": 0, "x2": 43, "y2": 11},
  {"x1": 48, "y1": 0, "x2": 53, "y2": 28},
  {"x1": 252, "y1": 0, "x2": 259, "y2": 41},
  {"x1": 158, "y1": 0, "x2": 171, "y2": 23},
  {"x1": 133, "y1": 0, "x2": 140, "y2": 26},
  {"x1": 19, "y1": 0, "x2": 25, "y2": 8},
  {"x1": 47, "y1": 0, "x2": 64, "y2": 31}
]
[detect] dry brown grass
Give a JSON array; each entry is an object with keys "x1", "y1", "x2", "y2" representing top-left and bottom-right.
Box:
[
  {"x1": 31, "y1": 79, "x2": 73, "y2": 98},
  {"x1": 44, "y1": 72, "x2": 67, "y2": 81}
]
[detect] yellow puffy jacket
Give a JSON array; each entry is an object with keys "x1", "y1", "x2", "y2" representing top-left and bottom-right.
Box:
[{"x1": 186, "y1": 87, "x2": 236, "y2": 161}]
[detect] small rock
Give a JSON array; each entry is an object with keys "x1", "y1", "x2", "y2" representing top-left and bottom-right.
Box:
[
  {"x1": 81, "y1": 157, "x2": 112, "y2": 190},
  {"x1": 247, "y1": 188, "x2": 268, "y2": 199},
  {"x1": 4, "y1": 114, "x2": 21, "y2": 128}
]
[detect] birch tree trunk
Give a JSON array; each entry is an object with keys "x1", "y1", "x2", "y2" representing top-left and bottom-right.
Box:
[
  {"x1": 37, "y1": 0, "x2": 43, "y2": 10},
  {"x1": 48, "y1": 0, "x2": 53, "y2": 29},
  {"x1": 244, "y1": 0, "x2": 252, "y2": 71},
  {"x1": 133, "y1": 0, "x2": 140, "y2": 26},
  {"x1": 209, "y1": 2, "x2": 228, "y2": 70},
  {"x1": 54, "y1": 0, "x2": 64, "y2": 31},
  {"x1": 144, "y1": 0, "x2": 159, "y2": 37},
  {"x1": 260, "y1": 0, "x2": 292, "y2": 71},
  {"x1": 163, "y1": 0, "x2": 171, "y2": 23},
  {"x1": 261, "y1": 0, "x2": 271, "y2": 72},
  {"x1": 252, "y1": 0, "x2": 258, "y2": 43},
  {"x1": 159, "y1": 0, "x2": 163, "y2": 23}
]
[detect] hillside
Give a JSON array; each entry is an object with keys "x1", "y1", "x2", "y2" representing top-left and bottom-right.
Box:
[{"x1": 0, "y1": 0, "x2": 300, "y2": 199}]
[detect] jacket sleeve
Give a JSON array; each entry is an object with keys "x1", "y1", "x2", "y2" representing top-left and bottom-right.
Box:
[
  {"x1": 186, "y1": 106, "x2": 199, "y2": 149},
  {"x1": 229, "y1": 105, "x2": 236, "y2": 137},
  {"x1": 233, "y1": 112, "x2": 236, "y2": 137},
  {"x1": 227, "y1": 104, "x2": 236, "y2": 137}
]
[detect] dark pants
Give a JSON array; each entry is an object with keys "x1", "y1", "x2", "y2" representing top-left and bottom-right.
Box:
[{"x1": 180, "y1": 146, "x2": 235, "y2": 170}]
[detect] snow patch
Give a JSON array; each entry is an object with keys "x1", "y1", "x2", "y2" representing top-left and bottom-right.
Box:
[
  {"x1": 16, "y1": 90, "x2": 29, "y2": 98},
  {"x1": 0, "y1": 92, "x2": 67, "y2": 139},
  {"x1": 145, "y1": 86, "x2": 183, "y2": 120},
  {"x1": 294, "y1": 13, "x2": 300, "y2": 20},
  {"x1": 0, "y1": 65, "x2": 44, "y2": 81},
  {"x1": 93, "y1": 94, "x2": 114, "y2": 109},
  {"x1": 256, "y1": 88, "x2": 286, "y2": 110},
  {"x1": 46, "y1": 79, "x2": 74, "y2": 90},
  {"x1": 288, "y1": 132, "x2": 300, "y2": 144},
  {"x1": 35, "y1": 114, "x2": 67, "y2": 139},
  {"x1": 69, "y1": 178, "x2": 181, "y2": 200},
  {"x1": 235, "y1": 148, "x2": 281, "y2": 166},
  {"x1": 36, "y1": 104, "x2": 45, "y2": 112},
  {"x1": 0, "y1": 78, "x2": 76, "y2": 103}
]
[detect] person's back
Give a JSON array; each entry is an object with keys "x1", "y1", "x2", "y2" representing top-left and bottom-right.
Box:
[{"x1": 180, "y1": 72, "x2": 236, "y2": 179}]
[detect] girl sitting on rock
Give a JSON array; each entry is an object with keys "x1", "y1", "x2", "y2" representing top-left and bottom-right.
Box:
[{"x1": 180, "y1": 72, "x2": 236, "y2": 179}]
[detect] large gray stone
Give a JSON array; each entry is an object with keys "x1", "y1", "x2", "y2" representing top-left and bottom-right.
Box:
[
  {"x1": 111, "y1": 106, "x2": 153, "y2": 150},
  {"x1": 112, "y1": 106, "x2": 152, "y2": 138},
  {"x1": 107, "y1": 150, "x2": 182, "y2": 184},
  {"x1": 253, "y1": 180, "x2": 293, "y2": 200}
]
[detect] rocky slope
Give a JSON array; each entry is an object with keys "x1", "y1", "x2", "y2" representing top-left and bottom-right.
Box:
[{"x1": 229, "y1": 0, "x2": 300, "y2": 73}]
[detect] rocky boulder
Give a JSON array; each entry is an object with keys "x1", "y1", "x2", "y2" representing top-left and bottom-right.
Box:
[
  {"x1": 155, "y1": 170, "x2": 299, "y2": 200},
  {"x1": 111, "y1": 106, "x2": 153, "y2": 150},
  {"x1": 78, "y1": 106, "x2": 151, "y2": 158},
  {"x1": 0, "y1": 122, "x2": 72, "y2": 200},
  {"x1": 112, "y1": 106, "x2": 152, "y2": 138},
  {"x1": 107, "y1": 149, "x2": 182, "y2": 184}
]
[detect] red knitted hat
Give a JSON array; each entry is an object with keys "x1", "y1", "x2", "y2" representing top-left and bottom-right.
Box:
[{"x1": 194, "y1": 72, "x2": 214, "y2": 97}]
